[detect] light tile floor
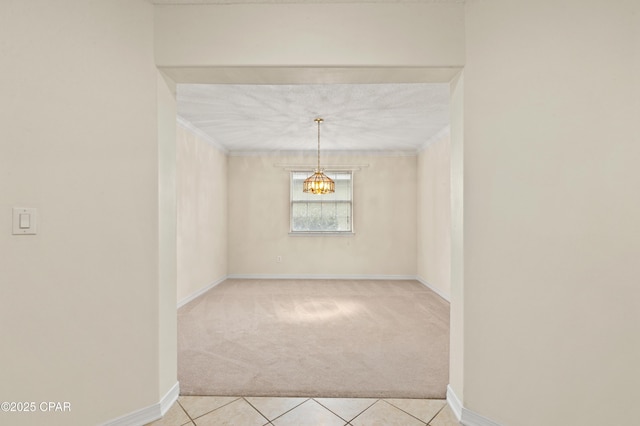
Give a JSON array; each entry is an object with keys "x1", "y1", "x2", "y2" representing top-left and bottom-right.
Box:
[{"x1": 148, "y1": 396, "x2": 460, "y2": 426}]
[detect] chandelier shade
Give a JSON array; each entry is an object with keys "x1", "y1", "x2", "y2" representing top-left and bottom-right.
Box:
[
  {"x1": 303, "y1": 118, "x2": 335, "y2": 194},
  {"x1": 303, "y1": 170, "x2": 336, "y2": 194}
]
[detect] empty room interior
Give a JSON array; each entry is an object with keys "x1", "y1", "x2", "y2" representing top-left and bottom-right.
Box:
[
  {"x1": 2, "y1": 1, "x2": 639, "y2": 426},
  {"x1": 170, "y1": 82, "x2": 455, "y2": 424}
]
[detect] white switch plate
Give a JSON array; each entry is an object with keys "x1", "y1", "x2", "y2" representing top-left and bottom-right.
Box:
[{"x1": 12, "y1": 207, "x2": 37, "y2": 235}]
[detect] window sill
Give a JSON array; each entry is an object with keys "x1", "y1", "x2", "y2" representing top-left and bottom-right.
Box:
[{"x1": 289, "y1": 232, "x2": 355, "y2": 237}]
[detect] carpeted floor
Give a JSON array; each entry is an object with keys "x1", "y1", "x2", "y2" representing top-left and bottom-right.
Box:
[{"x1": 178, "y1": 279, "x2": 449, "y2": 399}]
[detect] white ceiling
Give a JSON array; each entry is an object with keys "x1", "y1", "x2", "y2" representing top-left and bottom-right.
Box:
[
  {"x1": 153, "y1": 0, "x2": 453, "y2": 4},
  {"x1": 177, "y1": 83, "x2": 450, "y2": 153}
]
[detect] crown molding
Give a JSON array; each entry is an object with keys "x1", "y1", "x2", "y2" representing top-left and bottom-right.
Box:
[
  {"x1": 177, "y1": 116, "x2": 228, "y2": 154},
  {"x1": 228, "y1": 149, "x2": 417, "y2": 157},
  {"x1": 417, "y1": 125, "x2": 450, "y2": 153}
]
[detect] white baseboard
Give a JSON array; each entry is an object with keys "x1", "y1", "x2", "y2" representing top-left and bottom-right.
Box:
[
  {"x1": 178, "y1": 276, "x2": 227, "y2": 308},
  {"x1": 179, "y1": 275, "x2": 450, "y2": 308},
  {"x1": 226, "y1": 274, "x2": 417, "y2": 280},
  {"x1": 462, "y1": 409, "x2": 503, "y2": 426},
  {"x1": 447, "y1": 385, "x2": 502, "y2": 426},
  {"x1": 159, "y1": 381, "x2": 180, "y2": 416},
  {"x1": 102, "y1": 381, "x2": 179, "y2": 426},
  {"x1": 415, "y1": 276, "x2": 450, "y2": 302},
  {"x1": 446, "y1": 384, "x2": 463, "y2": 420}
]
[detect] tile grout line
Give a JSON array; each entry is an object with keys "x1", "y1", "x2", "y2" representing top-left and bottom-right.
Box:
[
  {"x1": 170, "y1": 396, "x2": 448, "y2": 426},
  {"x1": 345, "y1": 399, "x2": 384, "y2": 424},
  {"x1": 427, "y1": 404, "x2": 448, "y2": 425},
  {"x1": 311, "y1": 398, "x2": 349, "y2": 423},
  {"x1": 243, "y1": 397, "x2": 310, "y2": 423},
  {"x1": 240, "y1": 397, "x2": 271, "y2": 425},
  {"x1": 312, "y1": 397, "x2": 380, "y2": 423},
  {"x1": 380, "y1": 400, "x2": 429, "y2": 425},
  {"x1": 176, "y1": 399, "x2": 195, "y2": 425},
  {"x1": 178, "y1": 396, "x2": 242, "y2": 421}
]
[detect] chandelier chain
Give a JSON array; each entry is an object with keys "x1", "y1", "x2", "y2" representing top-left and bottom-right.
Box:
[
  {"x1": 303, "y1": 117, "x2": 334, "y2": 194},
  {"x1": 317, "y1": 120, "x2": 320, "y2": 170},
  {"x1": 315, "y1": 118, "x2": 323, "y2": 171}
]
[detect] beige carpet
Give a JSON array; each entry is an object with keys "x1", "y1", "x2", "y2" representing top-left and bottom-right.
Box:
[{"x1": 178, "y1": 279, "x2": 449, "y2": 398}]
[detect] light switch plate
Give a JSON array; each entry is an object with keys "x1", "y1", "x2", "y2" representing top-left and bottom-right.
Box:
[{"x1": 12, "y1": 207, "x2": 37, "y2": 235}]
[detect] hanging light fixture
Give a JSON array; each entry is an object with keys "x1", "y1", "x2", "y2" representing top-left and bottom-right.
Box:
[{"x1": 303, "y1": 118, "x2": 335, "y2": 194}]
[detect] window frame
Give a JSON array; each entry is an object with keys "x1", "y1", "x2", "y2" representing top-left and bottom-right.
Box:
[{"x1": 289, "y1": 170, "x2": 355, "y2": 236}]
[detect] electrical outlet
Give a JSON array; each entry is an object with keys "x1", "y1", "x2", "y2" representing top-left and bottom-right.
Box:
[{"x1": 276, "y1": 255, "x2": 282, "y2": 263}]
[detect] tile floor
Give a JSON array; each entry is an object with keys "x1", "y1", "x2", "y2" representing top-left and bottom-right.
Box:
[{"x1": 147, "y1": 396, "x2": 460, "y2": 426}]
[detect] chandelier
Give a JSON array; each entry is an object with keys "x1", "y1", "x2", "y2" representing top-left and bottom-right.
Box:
[{"x1": 303, "y1": 118, "x2": 335, "y2": 194}]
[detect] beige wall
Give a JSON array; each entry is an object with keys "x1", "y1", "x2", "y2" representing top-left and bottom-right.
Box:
[
  {"x1": 158, "y1": 71, "x2": 178, "y2": 396},
  {"x1": 228, "y1": 155, "x2": 417, "y2": 277},
  {"x1": 464, "y1": 1, "x2": 640, "y2": 425},
  {"x1": 0, "y1": 1, "x2": 165, "y2": 425},
  {"x1": 449, "y1": 72, "x2": 465, "y2": 400},
  {"x1": 417, "y1": 134, "x2": 452, "y2": 299},
  {"x1": 154, "y1": 3, "x2": 464, "y2": 68},
  {"x1": 176, "y1": 123, "x2": 228, "y2": 303},
  {"x1": 8, "y1": 1, "x2": 639, "y2": 425}
]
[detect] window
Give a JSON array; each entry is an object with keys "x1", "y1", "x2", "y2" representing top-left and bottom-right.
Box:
[{"x1": 290, "y1": 171, "x2": 353, "y2": 234}]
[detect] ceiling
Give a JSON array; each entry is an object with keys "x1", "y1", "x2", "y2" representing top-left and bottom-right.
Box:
[
  {"x1": 177, "y1": 83, "x2": 450, "y2": 153},
  {"x1": 153, "y1": 0, "x2": 452, "y2": 4}
]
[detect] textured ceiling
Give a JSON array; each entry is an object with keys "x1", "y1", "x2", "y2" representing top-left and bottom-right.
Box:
[
  {"x1": 153, "y1": 0, "x2": 457, "y2": 4},
  {"x1": 177, "y1": 83, "x2": 450, "y2": 153}
]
